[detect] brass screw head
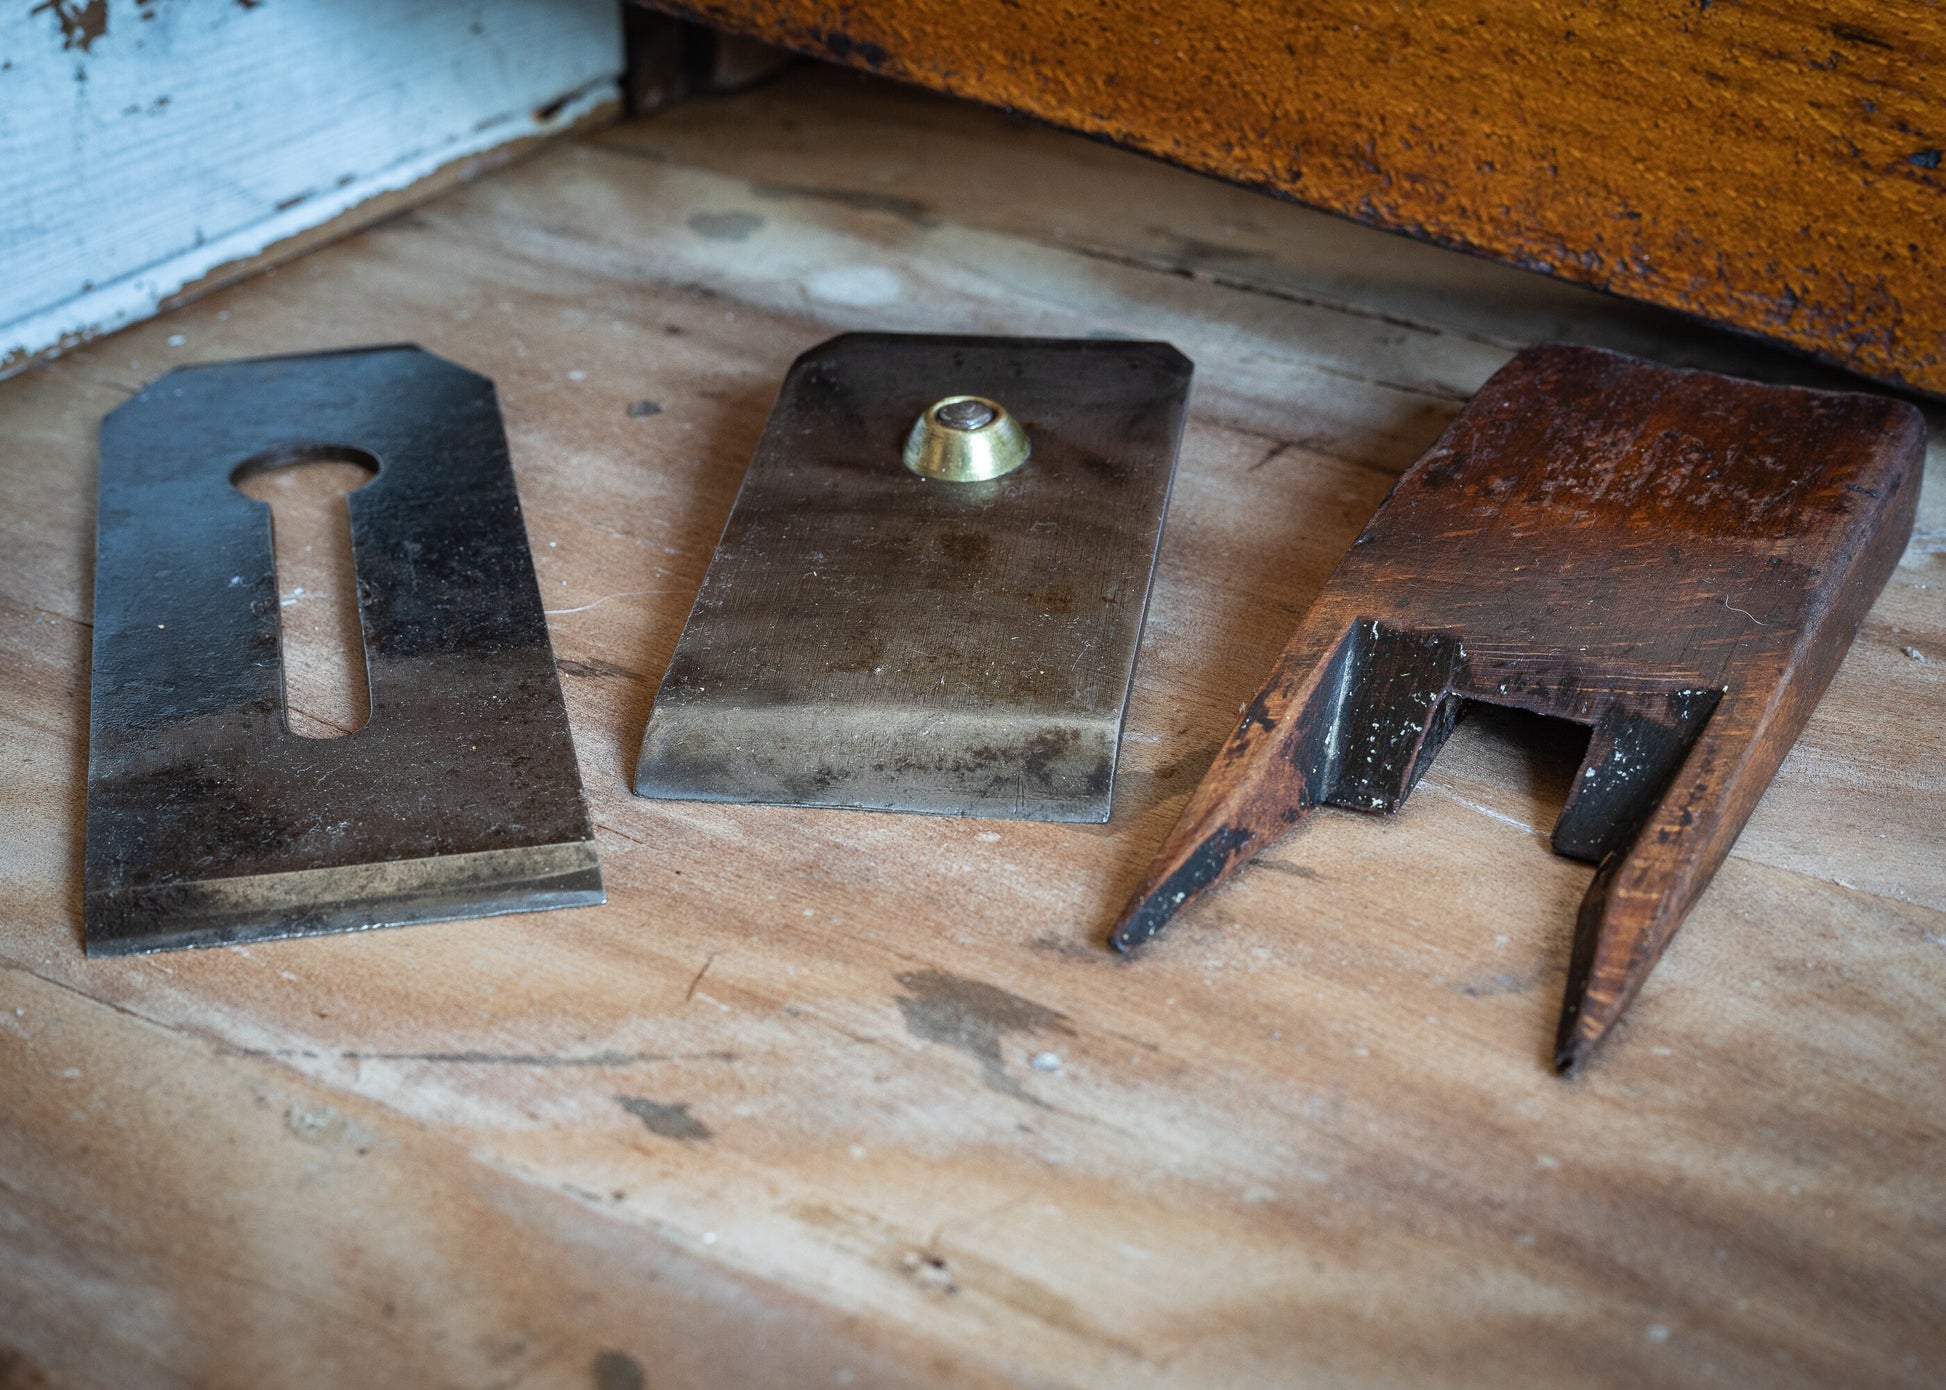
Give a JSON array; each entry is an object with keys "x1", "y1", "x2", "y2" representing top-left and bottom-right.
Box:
[{"x1": 903, "y1": 395, "x2": 1030, "y2": 482}]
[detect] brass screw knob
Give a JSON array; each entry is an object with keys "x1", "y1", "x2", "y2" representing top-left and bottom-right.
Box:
[{"x1": 903, "y1": 395, "x2": 1030, "y2": 482}]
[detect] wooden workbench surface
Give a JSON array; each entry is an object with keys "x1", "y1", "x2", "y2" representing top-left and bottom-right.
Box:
[{"x1": 3, "y1": 68, "x2": 1943, "y2": 1390}]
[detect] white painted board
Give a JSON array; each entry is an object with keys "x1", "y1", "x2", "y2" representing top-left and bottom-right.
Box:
[{"x1": 0, "y1": 0, "x2": 624, "y2": 374}]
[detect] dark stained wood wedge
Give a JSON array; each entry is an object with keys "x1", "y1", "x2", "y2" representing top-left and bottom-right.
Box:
[{"x1": 1110, "y1": 343, "x2": 1925, "y2": 1072}]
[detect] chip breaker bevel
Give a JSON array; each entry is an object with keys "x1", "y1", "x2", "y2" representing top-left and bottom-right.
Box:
[{"x1": 84, "y1": 345, "x2": 602, "y2": 955}]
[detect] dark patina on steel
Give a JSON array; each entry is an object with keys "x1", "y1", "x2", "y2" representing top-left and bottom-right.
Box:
[
  {"x1": 1108, "y1": 344, "x2": 1924, "y2": 1071},
  {"x1": 85, "y1": 345, "x2": 602, "y2": 955},
  {"x1": 635, "y1": 332, "x2": 1192, "y2": 821}
]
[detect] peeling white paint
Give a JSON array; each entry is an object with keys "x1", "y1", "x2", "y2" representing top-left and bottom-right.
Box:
[{"x1": 1, "y1": 0, "x2": 622, "y2": 375}]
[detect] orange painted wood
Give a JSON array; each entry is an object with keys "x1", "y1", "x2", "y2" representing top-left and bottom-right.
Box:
[{"x1": 650, "y1": 0, "x2": 1946, "y2": 399}]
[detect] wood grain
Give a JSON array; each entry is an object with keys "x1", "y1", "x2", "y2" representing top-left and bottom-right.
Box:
[
  {"x1": 2, "y1": 66, "x2": 1943, "y2": 1390},
  {"x1": 649, "y1": 0, "x2": 1946, "y2": 398},
  {"x1": 1108, "y1": 343, "x2": 1925, "y2": 1071}
]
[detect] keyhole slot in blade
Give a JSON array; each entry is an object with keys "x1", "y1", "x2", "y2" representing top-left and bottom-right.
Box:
[{"x1": 233, "y1": 447, "x2": 380, "y2": 738}]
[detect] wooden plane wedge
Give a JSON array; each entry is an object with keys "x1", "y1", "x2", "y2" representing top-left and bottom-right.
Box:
[{"x1": 1109, "y1": 343, "x2": 1925, "y2": 1072}]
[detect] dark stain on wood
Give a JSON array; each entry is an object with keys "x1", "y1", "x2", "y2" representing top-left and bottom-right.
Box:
[
  {"x1": 558, "y1": 656, "x2": 650, "y2": 683},
  {"x1": 891, "y1": 969, "x2": 1074, "y2": 1104},
  {"x1": 617, "y1": 1095, "x2": 714, "y2": 1141},
  {"x1": 687, "y1": 210, "x2": 765, "y2": 241},
  {"x1": 591, "y1": 1349, "x2": 646, "y2": 1390},
  {"x1": 1109, "y1": 343, "x2": 1924, "y2": 1073},
  {"x1": 751, "y1": 180, "x2": 939, "y2": 227}
]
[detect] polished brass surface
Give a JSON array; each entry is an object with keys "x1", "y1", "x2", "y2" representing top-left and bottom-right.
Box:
[{"x1": 902, "y1": 394, "x2": 1031, "y2": 482}]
